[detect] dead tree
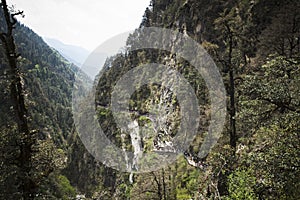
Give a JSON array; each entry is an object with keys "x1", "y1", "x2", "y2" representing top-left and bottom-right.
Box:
[{"x1": 0, "y1": 0, "x2": 36, "y2": 199}]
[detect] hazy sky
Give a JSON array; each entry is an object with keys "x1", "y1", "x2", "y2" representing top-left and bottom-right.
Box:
[{"x1": 10, "y1": 0, "x2": 150, "y2": 51}]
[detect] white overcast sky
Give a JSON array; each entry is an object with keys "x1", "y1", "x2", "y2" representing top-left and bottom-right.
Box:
[{"x1": 10, "y1": 0, "x2": 150, "y2": 51}]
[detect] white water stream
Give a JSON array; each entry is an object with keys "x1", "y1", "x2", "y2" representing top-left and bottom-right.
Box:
[{"x1": 122, "y1": 120, "x2": 143, "y2": 183}]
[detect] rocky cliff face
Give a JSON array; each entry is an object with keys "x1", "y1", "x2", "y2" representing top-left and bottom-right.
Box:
[
  {"x1": 82, "y1": 0, "x2": 300, "y2": 199},
  {"x1": 3, "y1": 0, "x2": 297, "y2": 199}
]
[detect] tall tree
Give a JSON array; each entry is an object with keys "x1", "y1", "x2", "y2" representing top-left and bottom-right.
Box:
[
  {"x1": 212, "y1": 0, "x2": 257, "y2": 150},
  {"x1": 0, "y1": 0, "x2": 36, "y2": 199},
  {"x1": 202, "y1": 1, "x2": 259, "y2": 196}
]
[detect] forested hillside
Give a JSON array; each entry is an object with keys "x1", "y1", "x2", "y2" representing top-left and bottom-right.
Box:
[
  {"x1": 0, "y1": 0, "x2": 299, "y2": 199},
  {"x1": 91, "y1": 0, "x2": 300, "y2": 199},
  {"x1": 0, "y1": 2, "x2": 79, "y2": 198}
]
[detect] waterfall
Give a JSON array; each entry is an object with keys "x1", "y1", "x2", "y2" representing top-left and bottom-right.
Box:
[
  {"x1": 121, "y1": 120, "x2": 143, "y2": 184},
  {"x1": 128, "y1": 120, "x2": 143, "y2": 172}
]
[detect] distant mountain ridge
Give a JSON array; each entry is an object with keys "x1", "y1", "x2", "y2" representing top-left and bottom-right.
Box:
[
  {"x1": 44, "y1": 37, "x2": 90, "y2": 67},
  {"x1": 0, "y1": 7, "x2": 85, "y2": 198},
  {"x1": 44, "y1": 37, "x2": 108, "y2": 78}
]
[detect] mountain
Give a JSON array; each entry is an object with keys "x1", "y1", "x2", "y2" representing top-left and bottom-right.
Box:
[
  {"x1": 44, "y1": 37, "x2": 90, "y2": 68},
  {"x1": 44, "y1": 37, "x2": 109, "y2": 79},
  {"x1": 1, "y1": 0, "x2": 299, "y2": 199},
  {"x1": 87, "y1": 0, "x2": 300, "y2": 199},
  {"x1": 0, "y1": 6, "x2": 84, "y2": 198}
]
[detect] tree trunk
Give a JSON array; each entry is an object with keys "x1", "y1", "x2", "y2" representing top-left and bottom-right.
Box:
[
  {"x1": 0, "y1": 1, "x2": 36, "y2": 199},
  {"x1": 229, "y1": 68, "x2": 236, "y2": 149},
  {"x1": 153, "y1": 172, "x2": 163, "y2": 200},
  {"x1": 226, "y1": 25, "x2": 237, "y2": 150}
]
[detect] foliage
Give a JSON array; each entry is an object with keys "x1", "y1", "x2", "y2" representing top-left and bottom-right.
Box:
[
  {"x1": 0, "y1": 3, "x2": 78, "y2": 199},
  {"x1": 226, "y1": 168, "x2": 258, "y2": 200},
  {"x1": 1, "y1": 0, "x2": 300, "y2": 199},
  {"x1": 56, "y1": 175, "x2": 76, "y2": 199}
]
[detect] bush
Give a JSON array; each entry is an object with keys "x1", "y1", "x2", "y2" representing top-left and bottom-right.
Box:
[{"x1": 226, "y1": 168, "x2": 258, "y2": 200}]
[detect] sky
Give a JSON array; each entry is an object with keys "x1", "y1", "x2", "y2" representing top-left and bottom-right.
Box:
[{"x1": 10, "y1": 0, "x2": 151, "y2": 51}]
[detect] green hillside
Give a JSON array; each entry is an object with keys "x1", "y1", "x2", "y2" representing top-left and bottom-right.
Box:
[
  {"x1": 91, "y1": 0, "x2": 300, "y2": 199},
  {"x1": 0, "y1": 5, "x2": 80, "y2": 199},
  {"x1": 1, "y1": 0, "x2": 299, "y2": 199}
]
